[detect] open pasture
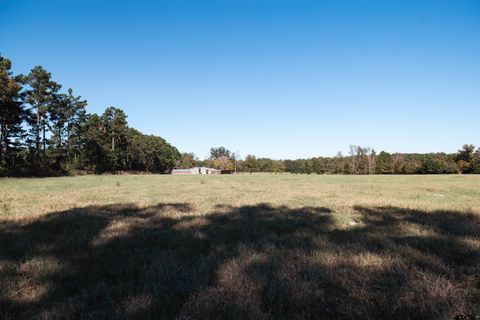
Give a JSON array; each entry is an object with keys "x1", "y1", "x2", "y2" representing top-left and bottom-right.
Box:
[{"x1": 1, "y1": 174, "x2": 479, "y2": 319}]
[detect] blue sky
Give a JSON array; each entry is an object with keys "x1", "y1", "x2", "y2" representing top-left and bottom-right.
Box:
[{"x1": 1, "y1": 0, "x2": 479, "y2": 159}]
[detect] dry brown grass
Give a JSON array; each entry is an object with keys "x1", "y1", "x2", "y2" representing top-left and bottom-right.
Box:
[{"x1": 0, "y1": 174, "x2": 479, "y2": 319}]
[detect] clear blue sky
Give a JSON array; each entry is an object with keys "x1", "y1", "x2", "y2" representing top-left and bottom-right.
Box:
[{"x1": 1, "y1": 0, "x2": 479, "y2": 159}]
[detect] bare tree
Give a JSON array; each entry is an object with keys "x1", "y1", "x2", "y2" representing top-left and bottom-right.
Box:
[
  {"x1": 232, "y1": 151, "x2": 240, "y2": 174},
  {"x1": 349, "y1": 145, "x2": 357, "y2": 174},
  {"x1": 366, "y1": 148, "x2": 377, "y2": 175}
]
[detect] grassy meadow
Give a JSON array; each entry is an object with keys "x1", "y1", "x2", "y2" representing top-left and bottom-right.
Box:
[{"x1": 1, "y1": 174, "x2": 479, "y2": 319}]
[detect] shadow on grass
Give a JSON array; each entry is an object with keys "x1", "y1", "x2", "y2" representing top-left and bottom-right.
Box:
[{"x1": 0, "y1": 203, "x2": 479, "y2": 319}]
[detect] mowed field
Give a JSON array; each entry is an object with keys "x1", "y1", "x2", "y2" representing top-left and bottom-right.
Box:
[{"x1": 1, "y1": 174, "x2": 479, "y2": 319}]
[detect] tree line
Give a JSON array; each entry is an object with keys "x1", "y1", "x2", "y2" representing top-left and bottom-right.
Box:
[
  {"x1": 0, "y1": 55, "x2": 180, "y2": 176},
  {"x1": 2, "y1": 54, "x2": 478, "y2": 176},
  {"x1": 179, "y1": 144, "x2": 480, "y2": 175}
]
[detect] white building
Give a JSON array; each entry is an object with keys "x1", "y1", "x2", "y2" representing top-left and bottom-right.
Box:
[{"x1": 171, "y1": 167, "x2": 221, "y2": 175}]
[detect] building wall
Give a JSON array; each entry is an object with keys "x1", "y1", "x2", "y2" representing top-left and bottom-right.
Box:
[{"x1": 172, "y1": 168, "x2": 200, "y2": 175}]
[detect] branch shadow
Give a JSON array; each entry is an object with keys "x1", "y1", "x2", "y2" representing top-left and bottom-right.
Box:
[{"x1": 0, "y1": 203, "x2": 478, "y2": 319}]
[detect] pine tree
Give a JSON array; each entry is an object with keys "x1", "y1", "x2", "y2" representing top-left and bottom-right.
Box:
[
  {"x1": 0, "y1": 55, "x2": 25, "y2": 172},
  {"x1": 375, "y1": 151, "x2": 394, "y2": 174},
  {"x1": 24, "y1": 66, "x2": 61, "y2": 163},
  {"x1": 49, "y1": 88, "x2": 87, "y2": 168}
]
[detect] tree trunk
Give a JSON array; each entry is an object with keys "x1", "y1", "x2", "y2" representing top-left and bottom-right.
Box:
[
  {"x1": 56, "y1": 125, "x2": 62, "y2": 167},
  {"x1": 36, "y1": 109, "x2": 40, "y2": 154},
  {"x1": 0, "y1": 122, "x2": 7, "y2": 163},
  {"x1": 66, "y1": 120, "x2": 70, "y2": 169},
  {"x1": 42, "y1": 114, "x2": 46, "y2": 158}
]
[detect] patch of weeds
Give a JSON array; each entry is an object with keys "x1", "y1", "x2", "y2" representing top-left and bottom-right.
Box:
[
  {"x1": 116, "y1": 181, "x2": 121, "y2": 187},
  {"x1": 1, "y1": 202, "x2": 12, "y2": 216}
]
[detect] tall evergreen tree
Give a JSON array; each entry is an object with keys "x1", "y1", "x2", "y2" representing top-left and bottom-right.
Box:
[
  {"x1": 100, "y1": 107, "x2": 128, "y2": 170},
  {"x1": 24, "y1": 66, "x2": 61, "y2": 161},
  {"x1": 83, "y1": 114, "x2": 109, "y2": 173},
  {"x1": 69, "y1": 107, "x2": 89, "y2": 168},
  {"x1": 0, "y1": 55, "x2": 25, "y2": 170},
  {"x1": 49, "y1": 88, "x2": 87, "y2": 168}
]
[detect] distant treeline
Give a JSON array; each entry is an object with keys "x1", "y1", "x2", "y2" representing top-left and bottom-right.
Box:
[
  {"x1": 1, "y1": 54, "x2": 478, "y2": 177},
  {"x1": 178, "y1": 145, "x2": 480, "y2": 175},
  {"x1": 0, "y1": 55, "x2": 179, "y2": 176}
]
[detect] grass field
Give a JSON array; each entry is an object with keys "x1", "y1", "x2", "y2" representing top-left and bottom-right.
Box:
[{"x1": 1, "y1": 174, "x2": 479, "y2": 319}]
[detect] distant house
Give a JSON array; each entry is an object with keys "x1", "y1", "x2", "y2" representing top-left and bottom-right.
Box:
[
  {"x1": 171, "y1": 167, "x2": 222, "y2": 175},
  {"x1": 171, "y1": 167, "x2": 201, "y2": 175}
]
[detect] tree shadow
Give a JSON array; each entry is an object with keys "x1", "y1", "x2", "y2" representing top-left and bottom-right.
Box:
[{"x1": 0, "y1": 203, "x2": 478, "y2": 319}]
